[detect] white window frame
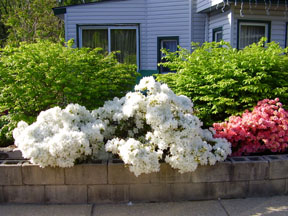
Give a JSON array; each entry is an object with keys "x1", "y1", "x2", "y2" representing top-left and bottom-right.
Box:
[
  {"x1": 78, "y1": 25, "x2": 139, "y2": 68},
  {"x1": 238, "y1": 21, "x2": 269, "y2": 49}
]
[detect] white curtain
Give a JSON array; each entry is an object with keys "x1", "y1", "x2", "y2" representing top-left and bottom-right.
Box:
[{"x1": 239, "y1": 25, "x2": 266, "y2": 49}]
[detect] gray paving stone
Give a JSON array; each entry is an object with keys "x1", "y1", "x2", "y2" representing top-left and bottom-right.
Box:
[
  {"x1": 92, "y1": 201, "x2": 227, "y2": 216},
  {"x1": 0, "y1": 204, "x2": 92, "y2": 216},
  {"x1": 221, "y1": 196, "x2": 288, "y2": 216}
]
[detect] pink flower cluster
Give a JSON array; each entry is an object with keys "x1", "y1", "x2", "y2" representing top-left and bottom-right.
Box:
[{"x1": 213, "y1": 98, "x2": 288, "y2": 156}]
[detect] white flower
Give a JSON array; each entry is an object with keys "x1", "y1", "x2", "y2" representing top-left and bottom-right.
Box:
[
  {"x1": 99, "y1": 76, "x2": 231, "y2": 176},
  {"x1": 13, "y1": 104, "x2": 106, "y2": 168}
]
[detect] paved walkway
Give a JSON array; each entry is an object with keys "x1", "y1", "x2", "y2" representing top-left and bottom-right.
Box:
[{"x1": 1, "y1": 196, "x2": 288, "y2": 216}]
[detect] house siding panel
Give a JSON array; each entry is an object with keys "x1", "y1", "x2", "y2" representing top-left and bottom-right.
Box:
[
  {"x1": 146, "y1": 0, "x2": 191, "y2": 70},
  {"x1": 65, "y1": 0, "x2": 193, "y2": 71},
  {"x1": 232, "y1": 4, "x2": 288, "y2": 48},
  {"x1": 208, "y1": 10, "x2": 232, "y2": 43},
  {"x1": 197, "y1": 0, "x2": 223, "y2": 12},
  {"x1": 65, "y1": 0, "x2": 147, "y2": 69}
]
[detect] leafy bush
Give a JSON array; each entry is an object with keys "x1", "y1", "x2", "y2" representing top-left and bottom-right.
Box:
[
  {"x1": 156, "y1": 39, "x2": 288, "y2": 126},
  {"x1": 13, "y1": 77, "x2": 231, "y2": 176},
  {"x1": 213, "y1": 98, "x2": 288, "y2": 156},
  {"x1": 0, "y1": 40, "x2": 138, "y2": 146}
]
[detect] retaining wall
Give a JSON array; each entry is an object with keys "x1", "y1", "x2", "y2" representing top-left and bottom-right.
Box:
[{"x1": 0, "y1": 151, "x2": 288, "y2": 204}]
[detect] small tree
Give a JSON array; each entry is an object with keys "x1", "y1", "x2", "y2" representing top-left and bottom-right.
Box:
[{"x1": 0, "y1": 40, "x2": 138, "y2": 146}]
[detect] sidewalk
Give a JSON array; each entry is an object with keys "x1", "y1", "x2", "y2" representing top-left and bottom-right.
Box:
[{"x1": 1, "y1": 195, "x2": 288, "y2": 216}]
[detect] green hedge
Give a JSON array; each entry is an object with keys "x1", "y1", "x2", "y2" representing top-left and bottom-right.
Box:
[
  {"x1": 0, "y1": 40, "x2": 138, "y2": 146},
  {"x1": 157, "y1": 39, "x2": 288, "y2": 127}
]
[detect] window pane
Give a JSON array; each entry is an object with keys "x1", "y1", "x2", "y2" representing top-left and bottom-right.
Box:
[
  {"x1": 111, "y1": 29, "x2": 136, "y2": 65},
  {"x1": 160, "y1": 39, "x2": 177, "y2": 73},
  {"x1": 215, "y1": 31, "x2": 222, "y2": 42},
  {"x1": 239, "y1": 25, "x2": 266, "y2": 49},
  {"x1": 82, "y1": 29, "x2": 108, "y2": 52}
]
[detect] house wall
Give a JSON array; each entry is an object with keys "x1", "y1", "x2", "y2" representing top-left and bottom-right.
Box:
[
  {"x1": 197, "y1": 0, "x2": 223, "y2": 12},
  {"x1": 65, "y1": 0, "x2": 147, "y2": 69},
  {"x1": 65, "y1": 0, "x2": 193, "y2": 72},
  {"x1": 231, "y1": 4, "x2": 288, "y2": 48},
  {"x1": 146, "y1": 0, "x2": 191, "y2": 70},
  {"x1": 191, "y1": 0, "x2": 206, "y2": 44},
  {"x1": 207, "y1": 10, "x2": 232, "y2": 43}
]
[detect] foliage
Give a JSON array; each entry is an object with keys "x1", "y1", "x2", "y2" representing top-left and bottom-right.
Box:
[
  {"x1": 156, "y1": 39, "x2": 288, "y2": 127},
  {"x1": 13, "y1": 77, "x2": 231, "y2": 175},
  {"x1": 213, "y1": 98, "x2": 288, "y2": 156},
  {"x1": 0, "y1": 0, "x2": 63, "y2": 46},
  {"x1": 0, "y1": 40, "x2": 138, "y2": 147}
]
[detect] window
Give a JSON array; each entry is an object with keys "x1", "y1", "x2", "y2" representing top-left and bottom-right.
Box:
[
  {"x1": 213, "y1": 27, "x2": 223, "y2": 42},
  {"x1": 157, "y1": 36, "x2": 179, "y2": 73},
  {"x1": 285, "y1": 23, "x2": 288, "y2": 47},
  {"x1": 79, "y1": 26, "x2": 139, "y2": 66},
  {"x1": 238, "y1": 21, "x2": 270, "y2": 49}
]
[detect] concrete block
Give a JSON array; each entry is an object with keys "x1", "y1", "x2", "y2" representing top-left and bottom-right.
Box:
[
  {"x1": 210, "y1": 181, "x2": 249, "y2": 199},
  {"x1": 171, "y1": 181, "x2": 249, "y2": 201},
  {"x1": 6, "y1": 150, "x2": 24, "y2": 160},
  {"x1": 65, "y1": 161, "x2": 107, "y2": 185},
  {"x1": 22, "y1": 163, "x2": 64, "y2": 185},
  {"x1": 0, "y1": 152, "x2": 8, "y2": 160},
  {"x1": 0, "y1": 186, "x2": 3, "y2": 203},
  {"x1": 130, "y1": 184, "x2": 171, "y2": 202},
  {"x1": 263, "y1": 155, "x2": 288, "y2": 179},
  {"x1": 3, "y1": 186, "x2": 44, "y2": 203},
  {"x1": 230, "y1": 156, "x2": 268, "y2": 181},
  {"x1": 286, "y1": 179, "x2": 288, "y2": 195},
  {"x1": 45, "y1": 185, "x2": 87, "y2": 204},
  {"x1": 0, "y1": 148, "x2": 23, "y2": 160},
  {"x1": 191, "y1": 161, "x2": 232, "y2": 183},
  {"x1": 170, "y1": 183, "x2": 209, "y2": 201},
  {"x1": 88, "y1": 185, "x2": 129, "y2": 203},
  {"x1": 150, "y1": 163, "x2": 190, "y2": 183},
  {"x1": 0, "y1": 160, "x2": 23, "y2": 185},
  {"x1": 108, "y1": 160, "x2": 150, "y2": 184},
  {"x1": 248, "y1": 179, "x2": 286, "y2": 197}
]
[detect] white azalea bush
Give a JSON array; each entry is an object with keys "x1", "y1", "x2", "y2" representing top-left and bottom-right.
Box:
[
  {"x1": 94, "y1": 77, "x2": 232, "y2": 176},
  {"x1": 13, "y1": 77, "x2": 231, "y2": 176},
  {"x1": 13, "y1": 104, "x2": 105, "y2": 168}
]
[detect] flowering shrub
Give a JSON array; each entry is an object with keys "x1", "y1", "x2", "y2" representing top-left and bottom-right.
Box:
[
  {"x1": 13, "y1": 77, "x2": 231, "y2": 175},
  {"x1": 13, "y1": 104, "x2": 105, "y2": 168},
  {"x1": 213, "y1": 98, "x2": 288, "y2": 156},
  {"x1": 95, "y1": 77, "x2": 231, "y2": 176}
]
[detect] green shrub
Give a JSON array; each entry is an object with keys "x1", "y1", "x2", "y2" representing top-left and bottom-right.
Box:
[
  {"x1": 0, "y1": 40, "x2": 138, "y2": 146},
  {"x1": 156, "y1": 38, "x2": 288, "y2": 127}
]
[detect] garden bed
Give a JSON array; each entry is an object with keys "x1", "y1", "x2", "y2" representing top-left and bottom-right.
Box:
[{"x1": 0, "y1": 149, "x2": 287, "y2": 204}]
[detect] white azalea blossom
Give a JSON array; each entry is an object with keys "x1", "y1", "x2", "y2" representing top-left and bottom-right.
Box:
[
  {"x1": 13, "y1": 104, "x2": 105, "y2": 168},
  {"x1": 13, "y1": 76, "x2": 231, "y2": 176},
  {"x1": 99, "y1": 76, "x2": 231, "y2": 176}
]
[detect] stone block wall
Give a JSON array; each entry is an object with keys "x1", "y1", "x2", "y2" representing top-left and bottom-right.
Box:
[{"x1": 0, "y1": 154, "x2": 288, "y2": 204}]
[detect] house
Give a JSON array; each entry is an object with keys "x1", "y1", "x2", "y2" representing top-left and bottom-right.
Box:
[{"x1": 53, "y1": 0, "x2": 288, "y2": 76}]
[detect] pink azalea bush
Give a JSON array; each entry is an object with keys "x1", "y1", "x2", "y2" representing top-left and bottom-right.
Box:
[{"x1": 213, "y1": 98, "x2": 288, "y2": 156}]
